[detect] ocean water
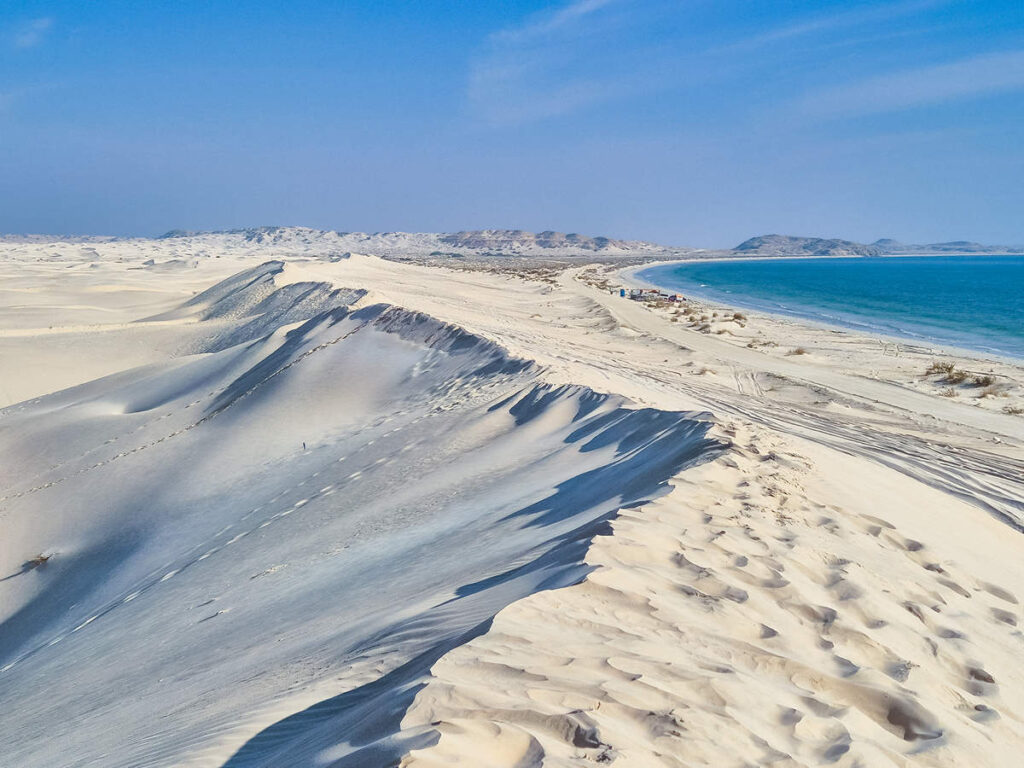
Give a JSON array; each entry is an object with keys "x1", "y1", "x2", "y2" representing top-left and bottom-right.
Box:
[{"x1": 637, "y1": 255, "x2": 1024, "y2": 359}]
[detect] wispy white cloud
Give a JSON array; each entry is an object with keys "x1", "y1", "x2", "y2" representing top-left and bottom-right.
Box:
[
  {"x1": 467, "y1": 0, "x2": 1018, "y2": 128},
  {"x1": 797, "y1": 50, "x2": 1024, "y2": 118},
  {"x1": 494, "y1": 0, "x2": 622, "y2": 43},
  {"x1": 733, "y1": 0, "x2": 949, "y2": 49},
  {"x1": 14, "y1": 17, "x2": 54, "y2": 49},
  {"x1": 468, "y1": 0, "x2": 646, "y2": 124}
]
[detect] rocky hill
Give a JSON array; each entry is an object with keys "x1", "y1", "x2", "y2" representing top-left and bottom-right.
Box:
[
  {"x1": 735, "y1": 234, "x2": 1024, "y2": 257},
  {"x1": 733, "y1": 235, "x2": 882, "y2": 257},
  {"x1": 438, "y1": 229, "x2": 643, "y2": 253},
  {"x1": 871, "y1": 238, "x2": 1024, "y2": 254}
]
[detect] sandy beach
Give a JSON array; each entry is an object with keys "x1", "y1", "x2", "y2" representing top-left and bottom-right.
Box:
[
  {"x1": 613, "y1": 259, "x2": 1024, "y2": 426},
  {"x1": 0, "y1": 233, "x2": 1021, "y2": 766}
]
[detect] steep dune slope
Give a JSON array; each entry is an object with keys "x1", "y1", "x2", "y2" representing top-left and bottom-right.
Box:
[{"x1": 0, "y1": 266, "x2": 724, "y2": 767}]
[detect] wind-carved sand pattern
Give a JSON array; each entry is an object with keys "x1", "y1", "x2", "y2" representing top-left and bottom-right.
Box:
[
  {"x1": 0, "y1": 264, "x2": 724, "y2": 767},
  {"x1": 1, "y1": 245, "x2": 1022, "y2": 767},
  {"x1": 394, "y1": 424, "x2": 1024, "y2": 766}
]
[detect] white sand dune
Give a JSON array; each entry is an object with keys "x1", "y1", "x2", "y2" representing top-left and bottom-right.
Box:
[
  {"x1": 0, "y1": 259, "x2": 721, "y2": 767},
  {"x1": 0, "y1": 234, "x2": 1021, "y2": 767}
]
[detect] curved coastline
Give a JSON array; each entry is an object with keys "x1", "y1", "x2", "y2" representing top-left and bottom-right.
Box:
[{"x1": 619, "y1": 257, "x2": 1024, "y2": 364}]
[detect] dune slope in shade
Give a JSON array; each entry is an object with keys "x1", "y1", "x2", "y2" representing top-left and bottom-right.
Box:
[{"x1": 0, "y1": 272, "x2": 723, "y2": 767}]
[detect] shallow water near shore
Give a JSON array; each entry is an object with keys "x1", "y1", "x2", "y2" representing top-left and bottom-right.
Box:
[{"x1": 638, "y1": 255, "x2": 1024, "y2": 359}]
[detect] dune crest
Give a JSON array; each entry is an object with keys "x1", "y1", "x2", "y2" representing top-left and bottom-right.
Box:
[
  {"x1": 0, "y1": 260, "x2": 723, "y2": 767},
  {"x1": 0, "y1": 240, "x2": 1021, "y2": 767}
]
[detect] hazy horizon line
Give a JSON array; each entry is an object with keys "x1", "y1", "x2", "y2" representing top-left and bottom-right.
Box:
[{"x1": 2, "y1": 224, "x2": 1023, "y2": 252}]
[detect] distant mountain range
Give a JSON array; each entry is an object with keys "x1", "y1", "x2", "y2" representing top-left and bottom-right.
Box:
[
  {"x1": 158, "y1": 228, "x2": 1023, "y2": 259},
  {"x1": 734, "y1": 234, "x2": 1024, "y2": 257},
  {"x1": 153, "y1": 226, "x2": 681, "y2": 260},
  {"x1": 5, "y1": 226, "x2": 1021, "y2": 261},
  {"x1": 438, "y1": 230, "x2": 638, "y2": 252}
]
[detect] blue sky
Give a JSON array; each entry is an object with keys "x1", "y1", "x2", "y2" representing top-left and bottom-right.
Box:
[{"x1": 1, "y1": 0, "x2": 1022, "y2": 246}]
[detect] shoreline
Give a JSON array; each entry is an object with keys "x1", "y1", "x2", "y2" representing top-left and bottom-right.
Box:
[{"x1": 616, "y1": 257, "x2": 1024, "y2": 367}]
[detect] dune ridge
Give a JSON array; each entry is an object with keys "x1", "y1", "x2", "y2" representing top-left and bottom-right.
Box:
[
  {"x1": 0, "y1": 260, "x2": 724, "y2": 767},
  {"x1": 0, "y1": 241, "x2": 1021, "y2": 766}
]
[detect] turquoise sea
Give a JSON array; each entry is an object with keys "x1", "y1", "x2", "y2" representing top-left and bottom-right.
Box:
[{"x1": 637, "y1": 255, "x2": 1024, "y2": 359}]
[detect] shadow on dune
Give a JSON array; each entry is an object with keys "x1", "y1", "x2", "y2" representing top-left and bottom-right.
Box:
[
  {"x1": 141, "y1": 260, "x2": 368, "y2": 355},
  {"x1": 449, "y1": 517, "x2": 613, "y2": 603},
  {"x1": 0, "y1": 559, "x2": 47, "y2": 583},
  {"x1": 142, "y1": 261, "x2": 286, "y2": 323},
  {"x1": 205, "y1": 305, "x2": 378, "y2": 415},
  {"x1": 506, "y1": 402, "x2": 720, "y2": 528},
  {"x1": 0, "y1": 260, "x2": 727, "y2": 766},
  {"x1": 218, "y1": 397, "x2": 724, "y2": 768},
  {"x1": 205, "y1": 303, "x2": 538, "y2": 417},
  {"x1": 0, "y1": 536, "x2": 138, "y2": 668},
  {"x1": 220, "y1": 620, "x2": 493, "y2": 768}
]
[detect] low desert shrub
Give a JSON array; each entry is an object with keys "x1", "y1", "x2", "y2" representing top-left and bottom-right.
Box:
[
  {"x1": 978, "y1": 384, "x2": 1006, "y2": 398},
  {"x1": 926, "y1": 360, "x2": 957, "y2": 376}
]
